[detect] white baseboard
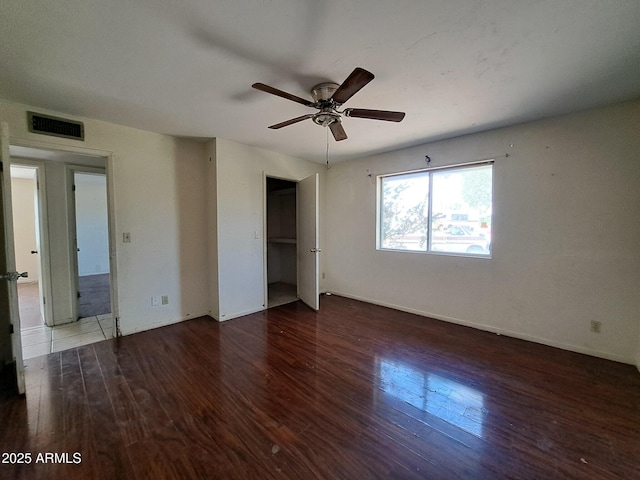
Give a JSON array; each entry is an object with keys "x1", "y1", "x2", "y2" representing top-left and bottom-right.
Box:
[
  {"x1": 329, "y1": 290, "x2": 633, "y2": 365},
  {"x1": 52, "y1": 317, "x2": 75, "y2": 327},
  {"x1": 217, "y1": 305, "x2": 265, "y2": 322},
  {"x1": 120, "y1": 311, "x2": 211, "y2": 336}
]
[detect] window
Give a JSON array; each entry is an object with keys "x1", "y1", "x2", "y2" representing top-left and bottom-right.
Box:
[{"x1": 378, "y1": 163, "x2": 493, "y2": 256}]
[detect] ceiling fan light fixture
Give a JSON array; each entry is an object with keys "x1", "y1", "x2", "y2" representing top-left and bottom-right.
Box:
[{"x1": 312, "y1": 111, "x2": 340, "y2": 127}]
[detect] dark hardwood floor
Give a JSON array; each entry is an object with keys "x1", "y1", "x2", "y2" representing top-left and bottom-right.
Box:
[{"x1": 1, "y1": 295, "x2": 639, "y2": 479}]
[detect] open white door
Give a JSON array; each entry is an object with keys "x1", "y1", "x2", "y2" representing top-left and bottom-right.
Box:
[
  {"x1": 297, "y1": 173, "x2": 320, "y2": 311},
  {"x1": 0, "y1": 122, "x2": 25, "y2": 395}
]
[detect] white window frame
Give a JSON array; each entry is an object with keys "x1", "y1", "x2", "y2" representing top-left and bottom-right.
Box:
[{"x1": 376, "y1": 161, "x2": 494, "y2": 258}]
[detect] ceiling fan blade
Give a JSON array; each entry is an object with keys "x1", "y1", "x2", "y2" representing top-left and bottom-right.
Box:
[
  {"x1": 344, "y1": 108, "x2": 405, "y2": 122},
  {"x1": 252, "y1": 83, "x2": 315, "y2": 107},
  {"x1": 329, "y1": 122, "x2": 348, "y2": 141},
  {"x1": 268, "y1": 114, "x2": 314, "y2": 129},
  {"x1": 331, "y1": 67, "x2": 375, "y2": 105}
]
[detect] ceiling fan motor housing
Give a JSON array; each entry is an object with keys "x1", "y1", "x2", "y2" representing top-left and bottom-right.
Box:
[
  {"x1": 311, "y1": 82, "x2": 340, "y2": 103},
  {"x1": 311, "y1": 82, "x2": 341, "y2": 126}
]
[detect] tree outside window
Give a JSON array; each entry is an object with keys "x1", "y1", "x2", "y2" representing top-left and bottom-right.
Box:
[{"x1": 379, "y1": 164, "x2": 493, "y2": 256}]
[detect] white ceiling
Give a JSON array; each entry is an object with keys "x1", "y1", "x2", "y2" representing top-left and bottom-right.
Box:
[{"x1": 1, "y1": 0, "x2": 638, "y2": 163}]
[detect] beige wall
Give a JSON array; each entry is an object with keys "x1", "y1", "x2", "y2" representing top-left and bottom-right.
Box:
[
  {"x1": 2, "y1": 96, "x2": 638, "y2": 368},
  {"x1": 75, "y1": 172, "x2": 109, "y2": 276},
  {"x1": 206, "y1": 140, "x2": 219, "y2": 319},
  {"x1": 0, "y1": 99, "x2": 210, "y2": 335},
  {"x1": 209, "y1": 138, "x2": 324, "y2": 320},
  {"x1": 10, "y1": 176, "x2": 39, "y2": 283},
  {"x1": 325, "y1": 100, "x2": 640, "y2": 364}
]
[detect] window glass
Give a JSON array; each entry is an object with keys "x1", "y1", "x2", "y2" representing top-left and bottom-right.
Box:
[
  {"x1": 379, "y1": 164, "x2": 492, "y2": 256},
  {"x1": 380, "y1": 172, "x2": 429, "y2": 251}
]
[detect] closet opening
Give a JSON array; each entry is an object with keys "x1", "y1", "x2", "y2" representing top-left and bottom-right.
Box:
[{"x1": 265, "y1": 177, "x2": 298, "y2": 308}]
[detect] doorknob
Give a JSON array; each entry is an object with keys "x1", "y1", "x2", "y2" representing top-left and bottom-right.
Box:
[
  {"x1": 310, "y1": 248, "x2": 322, "y2": 253},
  {"x1": 31, "y1": 250, "x2": 38, "y2": 254},
  {"x1": 0, "y1": 272, "x2": 28, "y2": 281}
]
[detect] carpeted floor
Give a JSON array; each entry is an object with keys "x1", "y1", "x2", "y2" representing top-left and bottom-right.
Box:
[{"x1": 78, "y1": 273, "x2": 111, "y2": 318}]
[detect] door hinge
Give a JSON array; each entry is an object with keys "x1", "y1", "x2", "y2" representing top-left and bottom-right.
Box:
[
  {"x1": 72, "y1": 184, "x2": 76, "y2": 192},
  {"x1": 9, "y1": 324, "x2": 14, "y2": 334},
  {"x1": 0, "y1": 161, "x2": 3, "y2": 172},
  {"x1": 77, "y1": 291, "x2": 81, "y2": 299},
  {"x1": 43, "y1": 296, "x2": 46, "y2": 305}
]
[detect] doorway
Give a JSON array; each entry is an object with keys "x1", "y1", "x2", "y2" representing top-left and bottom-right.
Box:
[
  {"x1": 266, "y1": 177, "x2": 298, "y2": 308},
  {"x1": 70, "y1": 169, "x2": 111, "y2": 319},
  {"x1": 8, "y1": 145, "x2": 116, "y2": 360},
  {"x1": 10, "y1": 164, "x2": 47, "y2": 331}
]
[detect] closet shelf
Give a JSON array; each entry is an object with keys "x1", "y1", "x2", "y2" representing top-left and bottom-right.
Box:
[
  {"x1": 268, "y1": 238, "x2": 297, "y2": 244},
  {"x1": 269, "y1": 187, "x2": 296, "y2": 196}
]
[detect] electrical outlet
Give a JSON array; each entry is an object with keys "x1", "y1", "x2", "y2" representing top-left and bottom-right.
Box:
[
  {"x1": 151, "y1": 296, "x2": 160, "y2": 306},
  {"x1": 123, "y1": 232, "x2": 131, "y2": 243},
  {"x1": 590, "y1": 320, "x2": 601, "y2": 333}
]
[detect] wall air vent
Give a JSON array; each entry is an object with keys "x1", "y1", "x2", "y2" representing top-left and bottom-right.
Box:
[{"x1": 28, "y1": 112, "x2": 84, "y2": 141}]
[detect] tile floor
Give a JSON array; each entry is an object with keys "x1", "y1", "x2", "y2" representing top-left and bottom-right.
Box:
[{"x1": 21, "y1": 314, "x2": 114, "y2": 360}]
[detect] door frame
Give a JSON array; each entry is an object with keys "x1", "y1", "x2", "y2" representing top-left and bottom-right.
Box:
[
  {"x1": 8, "y1": 159, "x2": 54, "y2": 327},
  {"x1": 1, "y1": 122, "x2": 25, "y2": 394},
  {"x1": 263, "y1": 172, "x2": 299, "y2": 309},
  {"x1": 262, "y1": 171, "x2": 320, "y2": 311},
  {"x1": 8, "y1": 137, "x2": 119, "y2": 337},
  {"x1": 67, "y1": 166, "x2": 109, "y2": 322}
]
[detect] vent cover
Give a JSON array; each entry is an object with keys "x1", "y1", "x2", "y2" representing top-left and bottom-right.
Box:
[{"x1": 28, "y1": 112, "x2": 84, "y2": 141}]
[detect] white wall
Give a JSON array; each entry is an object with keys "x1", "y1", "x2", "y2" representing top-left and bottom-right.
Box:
[
  {"x1": 3, "y1": 97, "x2": 637, "y2": 366},
  {"x1": 74, "y1": 172, "x2": 109, "y2": 276},
  {"x1": 41, "y1": 159, "x2": 89, "y2": 324},
  {"x1": 0, "y1": 99, "x2": 210, "y2": 334},
  {"x1": 206, "y1": 140, "x2": 219, "y2": 320},
  {"x1": 326, "y1": 100, "x2": 640, "y2": 364},
  {"x1": 10, "y1": 176, "x2": 39, "y2": 283},
  {"x1": 209, "y1": 138, "x2": 324, "y2": 321}
]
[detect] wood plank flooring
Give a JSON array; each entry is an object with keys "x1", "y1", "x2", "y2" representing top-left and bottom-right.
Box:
[{"x1": 1, "y1": 295, "x2": 639, "y2": 479}]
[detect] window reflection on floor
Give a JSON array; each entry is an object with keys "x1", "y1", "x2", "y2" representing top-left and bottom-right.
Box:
[{"x1": 377, "y1": 358, "x2": 485, "y2": 438}]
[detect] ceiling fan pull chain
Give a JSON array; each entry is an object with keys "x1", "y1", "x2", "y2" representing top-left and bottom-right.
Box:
[{"x1": 326, "y1": 127, "x2": 331, "y2": 170}]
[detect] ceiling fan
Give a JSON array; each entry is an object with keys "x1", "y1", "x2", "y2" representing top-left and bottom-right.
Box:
[{"x1": 252, "y1": 67, "x2": 405, "y2": 141}]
